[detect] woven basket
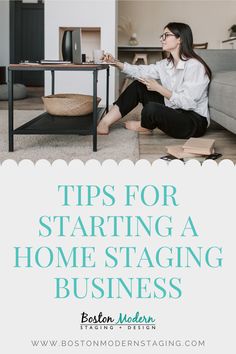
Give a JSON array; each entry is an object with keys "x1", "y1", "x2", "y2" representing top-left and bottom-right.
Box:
[{"x1": 42, "y1": 93, "x2": 101, "y2": 117}]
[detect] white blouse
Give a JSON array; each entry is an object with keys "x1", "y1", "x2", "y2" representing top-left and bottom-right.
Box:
[{"x1": 122, "y1": 58, "x2": 210, "y2": 124}]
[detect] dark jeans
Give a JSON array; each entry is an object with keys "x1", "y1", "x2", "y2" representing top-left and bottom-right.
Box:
[{"x1": 114, "y1": 80, "x2": 208, "y2": 139}]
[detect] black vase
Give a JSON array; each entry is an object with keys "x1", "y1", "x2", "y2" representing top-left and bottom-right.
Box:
[{"x1": 62, "y1": 30, "x2": 73, "y2": 61}]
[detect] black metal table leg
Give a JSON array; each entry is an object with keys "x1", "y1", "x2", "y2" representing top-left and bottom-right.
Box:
[
  {"x1": 93, "y1": 69, "x2": 98, "y2": 152},
  {"x1": 106, "y1": 66, "x2": 110, "y2": 113},
  {"x1": 8, "y1": 69, "x2": 14, "y2": 152},
  {"x1": 51, "y1": 70, "x2": 55, "y2": 94}
]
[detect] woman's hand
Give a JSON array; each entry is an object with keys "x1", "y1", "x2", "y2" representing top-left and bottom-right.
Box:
[
  {"x1": 138, "y1": 77, "x2": 172, "y2": 99},
  {"x1": 138, "y1": 78, "x2": 161, "y2": 92},
  {"x1": 102, "y1": 53, "x2": 116, "y2": 63},
  {"x1": 102, "y1": 53, "x2": 124, "y2": 70}
]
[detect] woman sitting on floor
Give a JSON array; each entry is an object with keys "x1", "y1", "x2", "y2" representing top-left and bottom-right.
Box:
[{"x1": 97, "y1": 22, "x2": 212, "y2": 139}]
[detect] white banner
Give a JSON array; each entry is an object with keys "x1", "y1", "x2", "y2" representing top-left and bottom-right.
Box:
[{"x1": 1, "y1": 159, "x2": 235, "y2": 353}]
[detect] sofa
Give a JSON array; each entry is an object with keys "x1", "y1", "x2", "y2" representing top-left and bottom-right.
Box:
[{"x1": 195, "y1": 49, "x2": 236, "y2": 134}]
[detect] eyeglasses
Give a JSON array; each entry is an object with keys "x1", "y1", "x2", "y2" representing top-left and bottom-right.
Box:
[{"x1": 160, "y1": 33, "x2": 176, "y2": 41}]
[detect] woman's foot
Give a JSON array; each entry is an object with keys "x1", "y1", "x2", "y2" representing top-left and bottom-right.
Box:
[
  {"x1": 97, "y1": 105, "x2": 122, "y2": 135},
  {"x1": 125, "y1": 121, "x2": 153, "y2": 133},
  {"x1": 97, "y1": 120, "x2": 109, "y2": 135}
]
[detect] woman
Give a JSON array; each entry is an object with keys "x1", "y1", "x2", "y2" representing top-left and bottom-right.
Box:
[{"x1": 97, "y1": 22, "x2": 211, "y2": 139}]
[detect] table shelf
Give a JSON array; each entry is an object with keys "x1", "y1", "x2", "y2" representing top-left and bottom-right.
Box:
[{"x1": 14, "y1": 107, "x2": 106, "y2": 135}]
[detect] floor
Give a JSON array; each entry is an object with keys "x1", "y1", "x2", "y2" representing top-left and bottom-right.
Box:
[
  {"x1": 1, "y1": 86, "x2": 236, "y2": 163},
  {"x1": 0, "y1": 86, "x2": 44, "y2": 110},
  {"x1": 139, "y1": 124, "x2": 236, "y2": 163}
]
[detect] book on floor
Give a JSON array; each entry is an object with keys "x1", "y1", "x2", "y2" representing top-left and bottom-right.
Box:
[
  {"x1": 165, "y1": 145, "x2": 204, "y2": 159},
  {"x1": 182, "y1": 138, "x2": 215, "y2": 155}
]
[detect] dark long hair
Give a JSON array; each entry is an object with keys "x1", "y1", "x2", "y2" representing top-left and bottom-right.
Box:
[{"x1": 164, "y1": 22, "x2": 212, "y2": 80}]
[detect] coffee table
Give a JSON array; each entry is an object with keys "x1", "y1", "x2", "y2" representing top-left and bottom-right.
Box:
[{"x1": 8, "y1": 63, "x2": 110, "y2": 152}]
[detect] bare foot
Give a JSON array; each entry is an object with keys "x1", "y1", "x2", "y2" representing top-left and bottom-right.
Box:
[
  {"x1": 97, "y1": 105, "x2": 122, "y2": 135},
  {"x1": 97, "y1": 120, "x2": 109, "y2": 135},
  {"x1": 125, "y1": 121, "x2": 152, "y2": 133}
]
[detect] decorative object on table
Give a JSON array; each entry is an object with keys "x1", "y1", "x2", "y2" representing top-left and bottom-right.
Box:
[
  {"x1": 228, "y1": 25, "x2": 236, "y2": 38},
  {"x1": 62, "y1": 30, "x2": 73, "y2": 61},
  {"x1": 118, "y1": 16, "x2": 138, "y2": 46},
  {"x1": 61, "y1": 29, "x2": 82, "y2": 63},
  {"x1": 42, "y1": 93, "x2": 101, "y2": 116},
  {"x1": 129, "y1": 33, "x2": 138, "y2": 46},
  {"x1": 72, "y1": 28, "x2": 82, "y2": 64},
  {"x1": 93, "y1": 49, "x2": 105, "y2": 64}
]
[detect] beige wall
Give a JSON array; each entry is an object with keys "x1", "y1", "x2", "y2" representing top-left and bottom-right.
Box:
[
  {"x1": 45, "y1": 0, "x2": 117, "y2": 103},
  {"x1": 118, "y1": 0, "x2": 236, "y2": 49}
]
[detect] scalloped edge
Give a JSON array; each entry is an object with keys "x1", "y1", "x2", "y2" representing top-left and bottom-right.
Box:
[{"x1": 0, "y1": 158, "x2": 235, "y2": 168}]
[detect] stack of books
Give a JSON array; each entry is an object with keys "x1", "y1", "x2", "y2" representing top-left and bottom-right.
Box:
[
  {"x1": 40, "y1": 60, "x2": 71, "y2": 64},
  {"x1": 165, "y1": 138, "x2": 216, "y2": 160},
  {"x1": 20, "y1": 60, "x2": 72, "y2": 65}
]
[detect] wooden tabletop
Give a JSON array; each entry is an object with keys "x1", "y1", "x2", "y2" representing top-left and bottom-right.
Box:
[
  {"x1": 118, "y1": 46, "x2": 162, "y2": 52},
  {"x1": 9, "y1": 63, "x2": 109, "y2": 70}
]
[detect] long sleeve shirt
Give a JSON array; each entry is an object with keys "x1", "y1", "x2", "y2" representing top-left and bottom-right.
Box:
[{"x1": 122, "y1": 58, "x2": 210, "y2": 124}]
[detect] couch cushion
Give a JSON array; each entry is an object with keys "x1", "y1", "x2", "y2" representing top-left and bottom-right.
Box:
[
  {"x1": 195, "y1": 49, "x2": 236, "y2": 72},
  {"x1": 209, "y1": 71, "x2": 236, "y2": 120},
  {"x1": 210, "y1": 107, "x2": 236, "y2": 134}
]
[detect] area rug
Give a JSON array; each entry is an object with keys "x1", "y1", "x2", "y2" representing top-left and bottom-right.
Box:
[{"x1": 0, "y1": 110, "x2": 139, "y2": 162}]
